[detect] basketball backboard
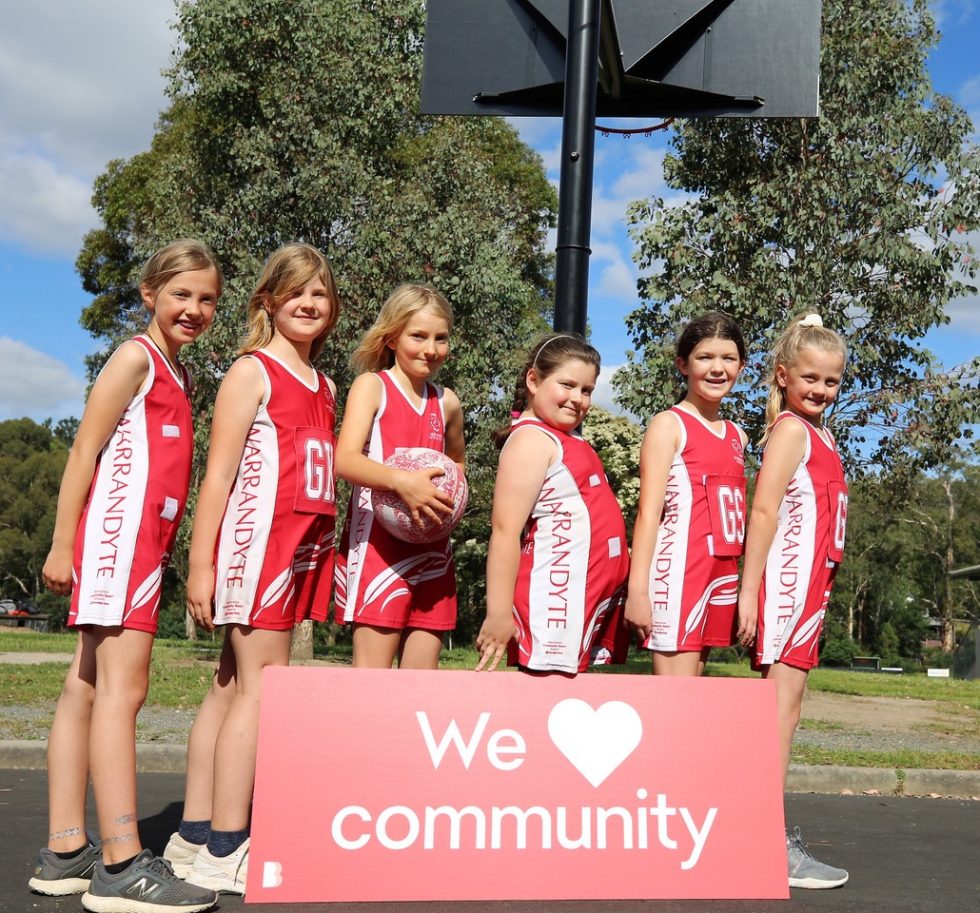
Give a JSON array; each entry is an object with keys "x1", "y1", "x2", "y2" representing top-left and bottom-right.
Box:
[{"x1": 422, "y1": 0, "x2": 821, "y2": 119}]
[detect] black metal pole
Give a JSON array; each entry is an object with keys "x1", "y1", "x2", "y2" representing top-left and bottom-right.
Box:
[{"x1": 554, "y1": 0, "x2": 601, "y2": 335}]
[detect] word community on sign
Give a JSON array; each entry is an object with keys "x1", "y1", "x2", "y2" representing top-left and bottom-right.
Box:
[{"x1": 248, "y1": 669, "x2": 788, "y2": 902}]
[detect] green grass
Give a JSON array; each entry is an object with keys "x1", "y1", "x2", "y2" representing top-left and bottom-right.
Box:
[
  {"x1": 699, "y1": 656, "x2": 980, "y2": 710},
  {"x1": 805, "y1": 667, "x2": 980, "y2": 709},
  {"x1": 0, "y1": 663, "x2": 70, "y2": 704},
  {"x1": 797, "y1": 718, "x2": 858, "y2": 733},
  {"x1": 791, "y1": 745, "x2": 980, "y2": 770},
  {"x1": 2, "y1": 631, "x2": 977, "y2": 710},
  {"x1": 0, "y1": 630, "x2": 78, "y2": 653}
]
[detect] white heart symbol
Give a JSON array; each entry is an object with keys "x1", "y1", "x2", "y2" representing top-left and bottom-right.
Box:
[{"x1": 547, "y1": 699, "x2": 642, "y2": 788}]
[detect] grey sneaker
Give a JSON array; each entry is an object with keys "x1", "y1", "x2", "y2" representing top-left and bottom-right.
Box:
[
  {"x1": 787, "y1": 827, "x2": 849, "y2": 889},
  {"x1": 81, "y1": 849, "x2": 217, "y2": 912},
  {"x1": 28, "y1": 840, "x2": 101, "y2": 895}
]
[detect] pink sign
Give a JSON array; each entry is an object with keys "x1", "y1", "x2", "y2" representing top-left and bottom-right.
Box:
[{"x1": 247, "y1": 669, "x2": 787, "y2": 902}]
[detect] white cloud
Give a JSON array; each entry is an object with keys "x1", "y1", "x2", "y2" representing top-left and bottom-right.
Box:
[
  {"x1": 946, "y1": 291, "x2": 980, "y2": 333},
  {"x1": 934, "y1": 1, "x2": 976, "y2": 28},
  {"x1": 592, "y1": 362, "x2": 624, "y2": 414},
  {"x1": 508, "y1": 116, "x2": 562, "y2": 150},
  {"x1": 958, "y1": 74, "x2": 980, "y2": 141},
  {"x1": 0, "y1": 1, "x2": 173, "y2": 256},
  {"x1": 590, "y1": 143, "x2": 669, "y2": 236},
  {"x1": 611, "y1": 146, "x2": 668, "y2": 200},
  {"x1": 597, "y1": 258, "x2": 638, "y2": 300},
  {"x1": 538, "y1": 142, "x2": 563, "y2": 175},
  {"x1": 0, "y1": 150, "x2": 95, "y2": 255},
  {"x1": 945, "y1": 226, "x2": 980, "y2": 335},
  {"x1": 961, "y1": 74, "x2": 980, "y2": 108},
  {"x1": 591, "y1": 241, "x2": 639, "y2": 301},
  {"x1": 0, "y1": 337, "x2": 86, "y2": 421}
]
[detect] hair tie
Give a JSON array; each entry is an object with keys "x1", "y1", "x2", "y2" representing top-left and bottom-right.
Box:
[
  {"x1": 510, "y1": 410, "x2": 522, "y2": 419},
  {"x1": 798, "y1": 314, "x2": 823, "y2": 328}
]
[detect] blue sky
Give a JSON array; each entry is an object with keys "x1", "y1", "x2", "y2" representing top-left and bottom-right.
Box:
[{"x1": 1, "y1": 0, "x2": 978, "y2": 423}]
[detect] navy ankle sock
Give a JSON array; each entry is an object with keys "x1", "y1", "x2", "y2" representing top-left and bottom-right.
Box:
[
  {"x1": 177, "y1": 819, "x2": 210, "y2": 845},
  {"x1": 104, "y1": 854, "x2": 138, "y2": 875},
  {"x1": 207, "y1": 828, "x2": 249, "y2": 858}
]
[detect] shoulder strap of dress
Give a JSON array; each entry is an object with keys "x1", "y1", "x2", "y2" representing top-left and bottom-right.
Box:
[{"x1": 508, "y1": 417, "x2": 562, "y2": 447}]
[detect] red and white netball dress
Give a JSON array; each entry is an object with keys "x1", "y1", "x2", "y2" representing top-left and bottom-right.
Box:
[
  {"x1": 70, "y1": 336, "x2": 193, "y2": 633},
  {"x1": 644, "y1": 406, "x2": 746, "y2": 652},
  {"x1": 334, "y1": 370, "x2": 456, "y2": 631},
  {"x1": 212, "y1": 350, "x2": 337, "y2": 631},
  {"x1": 507, "y1": 418, "x2": 630, "y2": 674},
  {"x1": 755, "y1": 412, "x2": 848, "y2": 670}
]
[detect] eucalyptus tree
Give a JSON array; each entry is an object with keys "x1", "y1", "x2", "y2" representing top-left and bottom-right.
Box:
[{"x1": 618, "y1": 0, "x2": 979, "y2": 477}]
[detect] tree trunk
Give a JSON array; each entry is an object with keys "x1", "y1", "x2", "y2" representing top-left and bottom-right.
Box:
[
  {"x1": 941, "y1": 479, "x2": 956, "y2": 653},
  {"x1": 184, "y1": 610, "x2": 197, "y2": 641},
  {"x1": 290, "y1": 619, "x2": 314, "y2": 662}
]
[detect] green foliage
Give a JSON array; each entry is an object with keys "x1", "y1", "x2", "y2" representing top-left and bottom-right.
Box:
[
  {"x1": 619, "y1": 0, "x2": 980, "y2": 477},
  {"x1": 0, "y1": 420, "x2": 69, "y2": 603},
  {"x1": 73, "y1": 0, "x2": 557, "y2": 633},
  {"x1": 820, "y1": 634, "x2": 858, "y2": 668},
  {"x1": 78, "y1": 0, "x2": 556, "y2": 414},
  {"x1": 580, "y1": 407, "x2": 643, "y2": 531},
  {"x1": 877, "y1": 621, "x2": 901, "y2": 667},
  {"x1": 830, "y1": 453, "x2": 980, "y2": 657}
]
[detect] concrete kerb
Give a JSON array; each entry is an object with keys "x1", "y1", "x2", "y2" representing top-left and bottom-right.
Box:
[
  {"x1": 786, "y1": 763, "x2": 980, "y2": 797},
  {"x1": 0, "y1": 740, "x2": 188, "y2": 773},
  {"x1": 1, "y1": 740, "x2": 977, "y2": 797}
]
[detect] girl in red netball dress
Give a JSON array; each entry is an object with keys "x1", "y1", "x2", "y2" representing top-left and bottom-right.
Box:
[
  {"x1": 739, "y1": 313, "x2": 849, "y2": 890},
  {"x1": 32, "y1": 241, "x2": 220, "y2": 913},
  {"x1": 626, "y1": 312, "x2": 752, "y2": 675},
  {"x1": 334, "y1": 284, "x2": 465, "y2": 670},
  {"x1": 476, "y1": 334, "x2": 629, "y2": 675},
  {"x1": 164, "y1": 244, "x2": 339, "y2": 895}
]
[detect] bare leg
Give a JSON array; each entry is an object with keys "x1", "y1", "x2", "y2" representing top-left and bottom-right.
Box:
[
  {"x1": 88, "y1": 628, "x2": 154, "y2": 863},
  {"x1": 209, "y1": 626, "x2": 291, "y2": 833},
  {"x1": 45, "y1": 633, "x2": 97, "y2": 852},
  {"x1": 351, "y1": 623, "x2": 400, "y2": 669},
  {"x1": 181, "y1": 635, "x2": 237, "y2": 822},
  {"x1": 397, "y1": 628, "x2": 443, "y2": 669},
  {"x1": 762, "y1": 661, "x2": 809, "y2": 785},
  {"x1": 652, "y1": 650, "x2": 702, "y2": 676}
]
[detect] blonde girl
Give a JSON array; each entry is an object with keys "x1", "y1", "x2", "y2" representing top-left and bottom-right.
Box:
[
  {"x1": 334, "y1": 284, "x2": 465, "y2": 670},
  {"x1": 626, "y1": 312, "x2": 751, "y2": 675},
  {"x1": 164, "y1": 243, "x2": 340, "y2": 894},
  {"x1": 738, "y1": 313, "x2": 849, "y2": 889},
  {"x1": 477, "y1": 333, "x2": 630, "y2": 674},
  {"x1": 31, "y1": 241, "x2": 220, "y2": 913}
]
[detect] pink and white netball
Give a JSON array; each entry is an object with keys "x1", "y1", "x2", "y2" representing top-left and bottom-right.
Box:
[{"x1": 371, "y1": 448, "x2": 468, "y2": 543}]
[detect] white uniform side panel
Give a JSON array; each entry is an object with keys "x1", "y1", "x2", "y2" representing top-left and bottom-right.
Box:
[
  {"x1": 648, "y1": 415, "x2": 694, "y2": 650},
  {"x1": 339, "y1": 376, "x2": 386, "y2": 622},
  {"x1": 759, "y1": 434, "x2": 818, "y2": 665},
  {"x1": 75, "y1": 349, "x2": 152, "y2": 625},
  {"x1": 214, "y1": 361, "x2": 279, "y2": 624},
  {"x1": 524, "y1": 441, "x2": 592, "y2": 671}
]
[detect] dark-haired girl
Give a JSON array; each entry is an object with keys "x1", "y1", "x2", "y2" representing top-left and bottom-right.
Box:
[
  {"x1": 625, "y1": 312, "x2": 752, "y2": 675},
  {"x1": 476, "y1": 333, "x2": 630, "y2": 674}
]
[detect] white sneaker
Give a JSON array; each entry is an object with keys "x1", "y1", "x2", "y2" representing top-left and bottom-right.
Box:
[
  {"x1": 186, "y1": 839, "x2": 248, "y2": 895},
  {"x1": 162, "y1": 832, "x2": 203, "y2": 879}
]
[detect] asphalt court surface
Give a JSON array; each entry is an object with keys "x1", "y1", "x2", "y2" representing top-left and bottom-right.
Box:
[{"x1": 4, "y1": 769, "x2": 976, "y2": 913}]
